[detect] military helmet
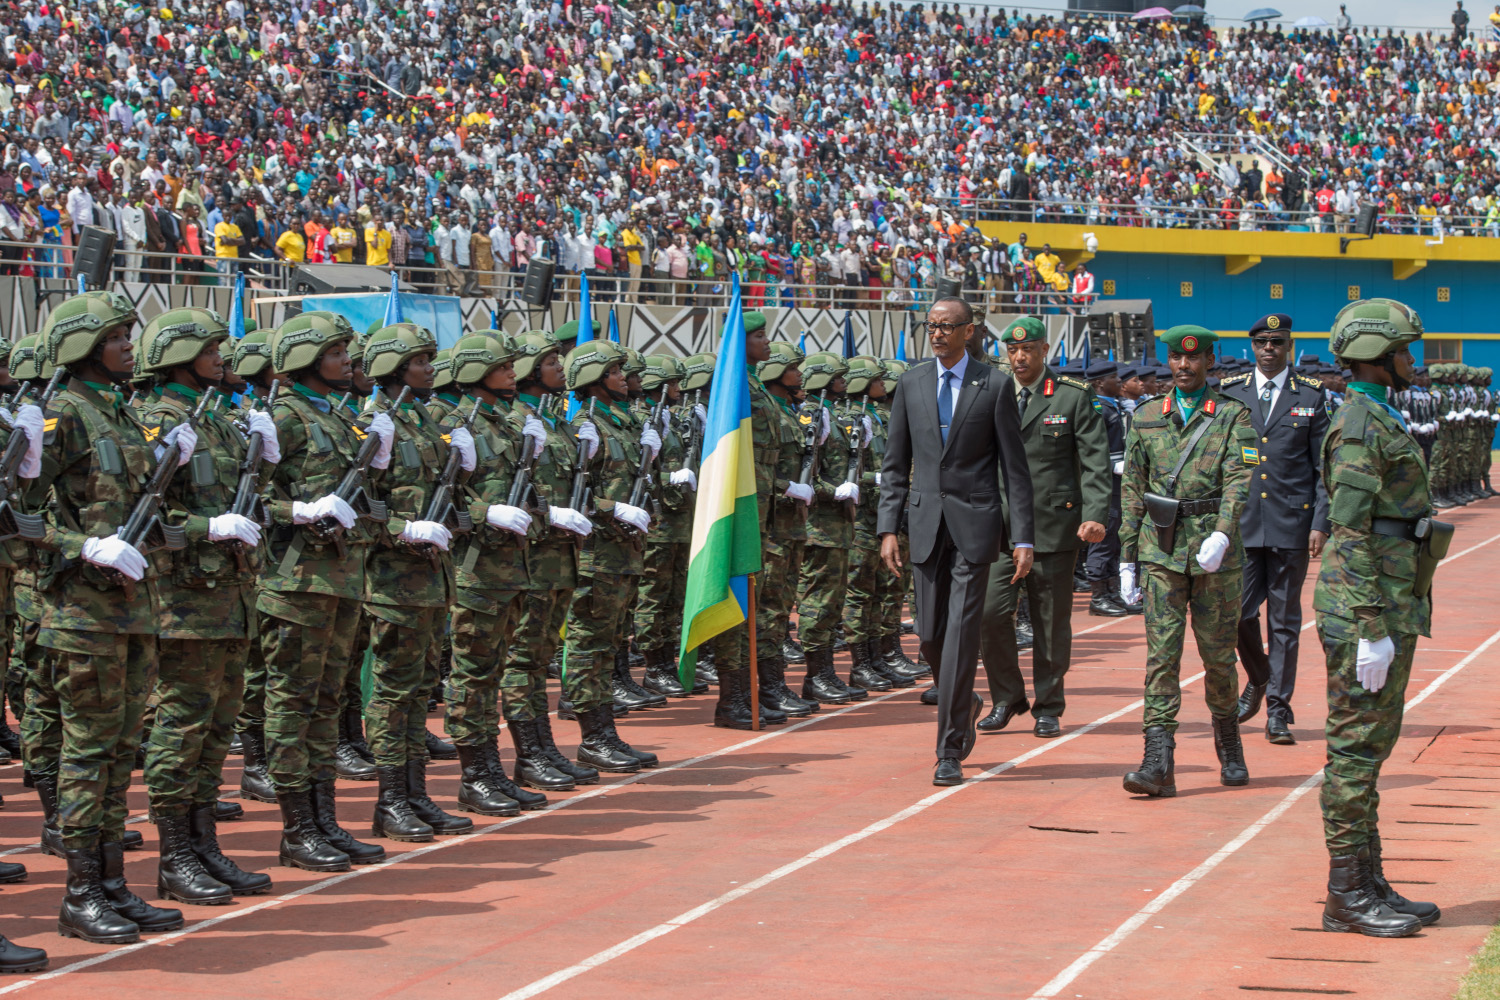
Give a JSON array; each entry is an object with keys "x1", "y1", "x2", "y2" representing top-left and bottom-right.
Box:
[
  {"x1": 641, "y1": 353, "x2": 685, "y2": 392},
  {"x1": 272, "y1": 313, "x2": 355, "y2": 374},
  {"x1": 621, "y1": 346, "x2": 646, "y2": 377},
  {"x1": 758, "y1": 341, "x2": 804, "y2": 382},
  {"x1": 234, "y1": 329, "x2": 273, "y2": 377},
  {"x1": 801, "y1": 351, "x2": 849, "y2": 392},
  {"x1": 137, "y1": 307, "x2": 230, "y2": 375},
  {"x1": 42, "y1": 290, "x2": 139, "y2": 367},
  {"x1": 431, "y1": 348, "x2": 454, "y2": 390},
  {"x1": 1329, "y1": 298, "x2": 1423, "y2": 364},
  {"x1": 844, "y1": 355, "x2": 886, "y2": 395},
  {"x1": 564, "y1": 340, "x2": 627, "y2": 392},
  {"x1": 364, "y1": 322, "x2": 439, "y2": 379},
  {"x1": 451, "y1": 332, "x2": 517, "y2": 385},
  {"x1": 8, "y1": 334, "x2": 53, "y2": 382},
  {"x1": 680, "y1": 352, "x2": 716, "y2": 392},
  {"x1": 883, "y1": 359, "x2": 908, "y2": 393},
  {"x1": 513, "y1": 330, "x2": 561, "y2": 382},
  {"x1": 0, "y1": 336, "x2": 10, "y2": 369}
]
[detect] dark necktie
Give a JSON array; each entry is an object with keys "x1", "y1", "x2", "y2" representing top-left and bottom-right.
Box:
[
  {"x1": 1019, "y1": 386, "x2": 1032, "y2": 414},
  {"x1": 1260, "y1": 380, "x2": 1274, "y2": 420},
  {"x1": 938, "y1": 370, "x2": 955, "y2": 444}
]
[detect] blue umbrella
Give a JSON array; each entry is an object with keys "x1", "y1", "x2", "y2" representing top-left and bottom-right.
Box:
[
  {"x1": 1243, "y1": 7, "x2": 1281, "y2": 19},
  {"x1": 1172, "y1": 4, "x2": 1206, "y2": 13}
]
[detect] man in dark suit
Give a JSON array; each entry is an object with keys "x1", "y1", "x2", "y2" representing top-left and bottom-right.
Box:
[
  {"x1": 880, "y1": 297, "x2": 1035, "y2": 786},
  {"x1": 1216, "y1": 314, "x2": 1330, "y2": 744}
]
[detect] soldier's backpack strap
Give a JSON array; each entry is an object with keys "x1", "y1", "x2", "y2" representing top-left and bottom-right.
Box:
[{"x1": 1163, "y1": 408, "x2": 1218, "y2": 496}]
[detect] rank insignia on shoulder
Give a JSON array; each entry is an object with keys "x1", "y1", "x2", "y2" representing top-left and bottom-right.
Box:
[
  {"x1": 1296, "y1": 375, "x2": 1323, "y2": 389},
  {"x1": 1221, "y1": 372, "x2": 1251, "y2": 384},
  {"x1": 1043, "y1": 415, "x2": 1069, "y2": 425},
  {"x1": 1043, "y1": 378, "x2": 1055, "y2": 396},
  {"x1": 1059, "y1": 376, "x2": 1088, "y2": 390},
  {"x1": 1291, "y1": 406, "x2": 1315, "y2": 416},
  {"x1": 1242, "y1": 446, "x2": 1261, "y2": 465},
  {"x1": 1204, "y1": 399, "x2": 1216, "y2": 414}
]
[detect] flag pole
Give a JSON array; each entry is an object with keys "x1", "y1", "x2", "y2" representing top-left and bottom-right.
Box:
[{"x1": 747, "y1": 574, "x2": 759, "y2": 731}]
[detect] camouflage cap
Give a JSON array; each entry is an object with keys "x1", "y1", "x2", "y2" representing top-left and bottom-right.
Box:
[
  {"x1": 564, "y1": 340, "x2": 627, "y2": 391},
  {"x1": 758, "y1": 341, "x2": 804, "y2": 382},
  {"x1": 430, "y1": 348, "x2": 454, "y2": 389},
  {"x1": 512, "y1": 330, "x2": 561, "y2": 382},
  {"x1": 233, "y1": 329, "x2": 273, "y2": 377},
  {"x1": 272, "y1": 312, "x2": 354, "y2": 374},
  {"x1": 8, "y1": 334, "x2": 53, "y2": 382},
  {"x1": 0, "y1": 336, "x2": 10, "y2": 367},
  {"x1": 882, "y1": 358, "x2": 908, "y2": 393},
  {"x1": 801, "y1": 351, "x2": 850, "y2": 392},
  {"x1": 621, "y1": 346, "x2": 646, "y2": 376},
  {"x1": 1329, "y1": 298, "x2": 1422, "y2": 364},
  {"x1": 451, "y1": 333, "x2": 518, "y2": 385}
]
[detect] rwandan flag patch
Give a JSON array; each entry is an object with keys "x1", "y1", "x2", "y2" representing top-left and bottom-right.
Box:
[{"x1": 1242, "y1": 446, "x2": 1261, "y2": 465}]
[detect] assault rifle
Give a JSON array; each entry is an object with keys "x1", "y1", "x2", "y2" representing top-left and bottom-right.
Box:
[
  {"x1": 507, "y1": 393, "x2": 549, "y2": 513},
  {"x1": 568, "y1": 398, "x2": 596, "y2": 514},
  {"x1": 0, "y1": 369, "x2": 65, "y2": 542},
  {"x1": 796, "y1": 389, "x2": 827, "y2": 488},
  {"x1": 416, "y1": 396, "x2": 481, "y2": 567},
  {"x1": 627, "y1": 386, "x2": 669, "y2": 516},
  {"x1": 224, "y1": 380, "x2": 280, "y2": 570}
]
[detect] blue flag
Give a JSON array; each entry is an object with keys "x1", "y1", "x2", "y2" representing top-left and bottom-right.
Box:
[
  {"x1": 895, "y1": 329, "x2": 907, "y2": 362},
  {"x1": 842, "y1": 310, "x2": 856, "y2": 358},
  {"x1": 382, "y1": 270, "x2": 402, "y2": 327},
  {"x1": 608, "y1": 305, "x2": 620, "y2": 343},
  {"x1": 798, "y1": 331, "x2": 808, "y2": 354},
  {"x1": 229, "y1": 272, "x2": 246, "y2": 339},
  {"x1": 1057, "y1": 338, "x2": 1068, "y2": 368},
  {"x1": 490, "y1": 308, "x2": 498, "y2": 330},
  {"x1": 1082, "y1": 336, "x2": 1091, "y2": 373},
  {"x1": 77, "y1": 274, "x2": 87, "y2": 294},
  {"x1": 566, "y1": 272, "x2": 595, "y2": 419}
]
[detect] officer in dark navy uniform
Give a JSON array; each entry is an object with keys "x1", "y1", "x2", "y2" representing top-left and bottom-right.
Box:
[
  {"x1": 1084, "y1": 360, "x2": 1131, "y2": 616},
  {"x1": 1216, "y1": 314, "x2": 1331, "y2": 744}
]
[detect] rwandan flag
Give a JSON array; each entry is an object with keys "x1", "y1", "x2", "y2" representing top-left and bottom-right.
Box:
[{"x1": 678, "y1": 274, "x2": 763, "y2": 685}]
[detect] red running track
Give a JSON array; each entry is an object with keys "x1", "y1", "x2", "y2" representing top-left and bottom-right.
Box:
[{"x1": 2, "y1": 503, "x2": 1500, "y2": 999}]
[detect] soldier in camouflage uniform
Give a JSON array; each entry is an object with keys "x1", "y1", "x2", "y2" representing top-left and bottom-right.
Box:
[
  {"x1": 677, "y1": 353, "x2": 720, "y2": 686},
  {"x1": 34, "y1": 291, "x2": 183, "y2": 944},
  {"x1": 561, "y1": 340, "x2": 662, "y2": 769},
  {"x1": 1315, "y1": 299, "x2": 1440, "y2": 938},
  {"x1": 1119, "y1": 326, "x2": 1256, "y2": 799},
  {"x1": 260, "y1": 312, "x2": 391, "y2": 872},
  {"x1": 874, "y1": 360, "x2": 923, "y2": 680},
  {"x1": 503, "y1": 331, "x2": 599, "y2": 788},
  {"x1": 134, "y1": 308, "x2": 276, "y2": 905}
]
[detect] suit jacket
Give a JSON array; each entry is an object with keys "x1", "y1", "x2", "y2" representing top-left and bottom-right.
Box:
[
  {"x1": 1013, "y1": 368, "x2": 1112, "y2": 553},
  {"x1": 1217, "y1": 370, "x2": 1331, "y2": 547},
  {"x1": 878, "y1": 358, "x2": 1034, "y2": 566}
]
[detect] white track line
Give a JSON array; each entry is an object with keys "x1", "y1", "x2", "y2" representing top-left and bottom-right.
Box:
[{"x1": 1024, "y1": 624, "x2": 1500, "y2": 1000}]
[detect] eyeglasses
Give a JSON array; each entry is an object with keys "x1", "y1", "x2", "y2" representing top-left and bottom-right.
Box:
[
  {"x1": 925, "y1": 321, "x2": 970, "y2": 335},
  {"x1": 1250, "y1": 337, "x2": 1289, "y2": 348}
]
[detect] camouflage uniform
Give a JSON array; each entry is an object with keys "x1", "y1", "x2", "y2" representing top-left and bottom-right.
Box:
[
  {"x1": 796, "y1": 397, "x2": 857, "y2": 653},
  {"x1": 634, "y1": 401, "x2": 692, "y2": 660},
  {"x1": 842, "y1": 398, "x2": 884, "y2": 646},
  {"x1": 759, "y1": 390, "x2": 810, "y2": 666}
]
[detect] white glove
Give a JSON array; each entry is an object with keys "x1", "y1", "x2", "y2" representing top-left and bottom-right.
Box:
[
  {"x1": 859, "y1": 414, "x2": 874, "y2": 446},
  {"x1": 521, "y1": 414, "x2": 547, "y2": 458},
  {"x1": 447, "y1": 425, "x2": 477, "y2": 471},
  {"x1": 1119, "y1": 564, "x2": 1142, "y2": 606},
  {"x1": 1195, "y1": 530, "x2": 1231, "y2": 572},
  {"x1": 692, "y1": 403, "x2": 707, "y2": 426},
  {"x1": 1445, "y1": 410, "x2": 1459, "y2": 422},
  {"x1": 612, "y1": 501, "x2": 651, "y2": 533},
  {"x1": 208, "y1": 513, "x2": 262, "y2": 546},
  {"x1": 834, "y1": 481, "x2": 860, "y2": 504},
  {"x1": 639, "y1": 424, "x2": 662, "y2": 464},
  {"x1": 816, "y1": 407, "x2": 830, "y2": 444},
  {"x1": 1355, "y1": 636, "x2": 1396, "y2": 692},
  {"x1": 293, "y1": 493, "x2": 358, "y2": 529},
  {"x1": 485, "y1": 503, "x2": 533, "y2": 535},
  {"x1": 670, "y1": 467, "x2": 697, "y2": 490},
  {"x1": 1112, "y1": 459, "x2": 1124, "y2": 475},
  {"x1": 783, "y1": 481, "x2": 814, "y2": 505},
  {"x1": 246, "y1": 410, "x2": 281, "y2": 464},
  {"x1": 13, "y1": 403, "x2": 44, "y2": 480},
  {"x1": 160, "y1": 422, "x2": 198, "y2": 467},
  {"x1": 1492, "y1": 413, "x2": 1500, "y2": 423},
  {"x1": 366, "y1": 411, "x2": 396, "y2": 469},
  {"x1": 575, "y1": 420, "x2": 600, "y2": 460},
  {"x1": 873, "y1": 471, "x2": 882, "y2": 486},
  {"x1": 1464, "y1": 407, "x2": 1476, "y2": 418},
  {"x1": 400, "y1": 518, "x2": 452, "y2": 551},
  {"x1": 81, "y1": 533, "x2": 149, "y2": 582},
  {"x1": 1400, "y1": 410, "x2": 1411, "y2": 421},
  {"x1": 654, "y1": 405, "x2": 672, "y2": 431},
  {"x1": 548, "y1": 504, "x2": 593, "y2": 536}
]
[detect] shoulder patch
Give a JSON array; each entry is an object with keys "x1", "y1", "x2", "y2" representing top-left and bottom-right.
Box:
[
  {"x1": 1333, "y1": 400, "x2": 1370, "y2": 441},
  {"x1": 1295, "y1": 375, "x2": 1324, "y2": 390},
  {"x1": 1241, "y1": 446, "x2": 1261, "y2": 466}
]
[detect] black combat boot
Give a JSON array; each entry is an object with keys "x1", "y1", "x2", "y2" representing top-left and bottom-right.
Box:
[
  {"x1": 214, "y1": 800, "x2": 243, "y2": 821},
  {"x1": 866, "y1": 638, "x2": 915, "y2": 689},
  {"x1": 1089, "y1": 579, "x2": 1130, "y2": 617},
  {"x1": 801, "y1": 647, "x2": 855, "y2": 704},
  {"x1": 640, "y1": 647, "x2": 689, "y2": 698},
  {"x1": 0, "y1": 935, "x2": 46, "y2": 973},
  {"x1": 696, "y1": 643, "x2": 719, "y2": 685},
  {"x1": 480, "y1": 740, "x2": 547, "y2": 809},
  {"x1": 334, "y1": 709, "x2": 376, "y2": 780},
  {"x1": 121, "y1": 829, "x2": 145, "y2": 851},
  {"x1": 848, "y1": 639, "x2": 894, "y2": 692},
  {"x1": 370, "y1": 767, "x2": 434, "y2": 843},
  {"x1": 0, "y1": 715, "x2": 19, "y2": 761},
  {"x1": 1122, "y1": 726, "x2": 1176, "y2": 798},
  {"x1": 33, "y1": 774, "x2": 63, "y2": 858},
  {"x1": 881, "y1": 634, "x2": 928, "y2": 679},
  {"x1": 833, "y1": 624, "x2": 849, "y2": 653},
  {"x1": 1369, "y1": 835, "x2": 1441, "y2": 925},
  {"x1": 533, "y1": 713, "x2": 599, "y2": 785},
  {"x1": 308, "y1": 781, "x2": 385, "y2": 865},
  {"x1": 345, "y1": 706, "x2": 376, "y2": 764},
  {"x1": 715, "y1": 665, "x2": 788, "y2": 730},
  {"x1": 613, "y1": 647, "x2": 666, "y2": 709},
  {"x1": 58, "y1": 847, "x2": 142, "y2": 945},
  {"x1": 237, "y1": 726, "x2": 278, "y2": 803},
  {"x1": 1433, "y1": 487, "x2": 1456, "y2": 509},
  {"x1": 603, "y1": 713, "x2": 662, "y2": 766},
  {"x1": 424, "y1": 731, "x2": 458, "y2": 761},
  {"x1": 100, "y1": 841, "x2": 184, "y2": 932},
  {"x1": 187, "y1": 803, "x2": 275, "y2": 893},
  {"x1": 154, "y1": 815, "x2": 233, "y2": 906},
  {"x1": 508, "y1": 719, "x2": 575, "y2": 791},
  {"x1": 781, "y1": 633, "x2": 805, "y2": 664},
  {"x1": 279, "y1": 789, "x2": 356, "y2": 868},
  {"x1": 1322, "y1": 848, "x2": 1423, "y2": 937},
  {"x1": 0, "y1": 862, "x2": 23, "y2": 884},
  {"x1": 577, "y1": 706, "x2": 641, "y2": 773},
  {"x1": 1211, "y1": 714, "x2": 1250, "y2": 786},
  {"x1": 405, "y1": 760, "x2": 474, "y2": 835},
  {"x1": 758, "y1": 657, "x2": 816, "y2": 717},
  {"x1": 456, "y1": 744, "x2": 522, "y2": 816}
]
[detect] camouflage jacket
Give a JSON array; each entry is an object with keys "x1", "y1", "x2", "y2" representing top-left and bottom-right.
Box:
[
  {"x1": 850, "y1": 399, "x2": 886, "y2": 543},
  {"x1": 765, "y1": 391, "x2": 811, "y2": 549},
  {"x1": 260, "y1": 384, "x2": 369, "y2": 602},
  {"x1": 443, "y1": 395, "x2": 531, "y2": 599},
  {"x1": 749, "y1": 373, "x2": 779, "y2": 523},
  {"x1": 1, "y1": 410, "x2": 58, "y2": 621},
  {"x1": 1313, "y1": 389, "x2": 1432, "y2": 641},
  {"x1": 511, "y1": 393, "x2": 579, "y2": 592},
  {"x1": 806, "y1": 396, "x2": 857, "y2": 549},
  {"x1": 143, "y1": 385, "x2": 260, "y2": 639},
  {"x1": 364, "y1": 391, "x2": 454, "y2": 610},
  {"x1": 1120, "y1": 386, "x2": 1255, "y2": 574},
  {"x1": 35, "y1": 379, "x2": 160, "y2": 635},
  {"x1": 649, "y1": 400, "x2": 691, "y2": 545},
  {"x1": 572, "y1": 398, "x2": 645, "y2": 576}
]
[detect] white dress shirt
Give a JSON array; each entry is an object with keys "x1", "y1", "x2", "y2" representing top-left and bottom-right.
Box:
[{"x1": 1253, "y1": 366, "x2": 1289, "y2": 415}]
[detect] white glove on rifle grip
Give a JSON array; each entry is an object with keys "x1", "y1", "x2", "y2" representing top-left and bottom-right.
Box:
[
  {"x1": 1355, "y1": 636, "x2": 1396, "y2": 693},
  {"x1": 613, "y1": 501, "x2": 651, "y2": 533},
  {"x1": 485, "y1": 503, "x2": 532, "y2": 535},
  {"x1": 209, "y1": 513, "x2": 262, "y2": 546},
  {"x1": 367, "y1": 412, "x2": 396, "y2": 470},
  {"x1": 400, "y1": 519, "x2": 452, "y2": 551},
  {"x1": 521, "y1": 415, "x2": 548, "y2": 458},
  {"x1": 783, "y1": 482, "x2": 814, "y2": 505},
  {"x1": 447, "y1": 426, "x2": 477, "y2": 472},
  {"x1": 639, "y1": 425, "x2": 662, "y2": 464},
  {"x1": 293, "y1": 493, "x2": 358, "y2": 529},
  {"x1": 860, "y1": 415, "x2": 874, "y2": 446},
  {"x1": 13, "y1": 403, "x2": 43, "y2": 480},
  {"x1": 245, "y1": 410, "x2": 281, "y2": 464},
  {"x1": 82, "y1": 534, "x2": 148, "y2": 581},
  {"x1": 160, "y1": 422, "x2": 198, "y2": 467},
  {"x1": 575, "y1": 420, "x2": 600, "y2": 460},
  {"x1": 548, "y1": 505, "x2": 593, "y2": 537},
  {"x1": 834, "y1": 482, "x2": 860, "y2": 505},
  {"x1": 816, "y1": 408, "x2": 831, "y2": 444},
  {"x1": 670, "y1": 468, "x2": 697, "y2": 491}
]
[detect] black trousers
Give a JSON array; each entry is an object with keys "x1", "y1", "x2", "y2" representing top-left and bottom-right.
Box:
[
  {"x1": 1086, "y1": 477, "x2": 1123, "y2": 581},
  {"x1": 1237, "y1": 545, "x2": 1310, "y2": 720},
  {"x1": 914, "y1": 520, "x2": 991, "y2": 760},
  {"x1": 980, "y1": 548, "x2": 1073, "y2": 718}
]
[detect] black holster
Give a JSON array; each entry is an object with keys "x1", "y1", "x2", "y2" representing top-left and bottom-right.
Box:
[{"x1": 1143, "y1": 492, "x2": 1180, "y2": 553}]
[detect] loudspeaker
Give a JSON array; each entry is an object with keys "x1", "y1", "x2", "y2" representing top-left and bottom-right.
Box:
[
  {"x1": 289, "y1": 264, "x2": 414, "y2": 297},
  {"x1": 71, "y1": 226, "x2": 116, "y2": 288},
  {"x1": 521, "y1": 257, "x2": 555, "y2": 308},
  {"x1": 1355, "y1": 205, "x2": 1379, "y2": 237},
  {"x1": 934, "y1": 276, "x2": 963, "y2": 303}
]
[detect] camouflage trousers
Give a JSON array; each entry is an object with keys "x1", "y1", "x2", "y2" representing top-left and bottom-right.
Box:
[
  {"x1": 797, "y1": 544, "x2": 850, "y2": 652},
  {"x1": 339, "y1": 606, "x2": 374, "y2": 724},
  {"x1": 235, "y1": 624, "x2": 269, "y2": 728},
  {"x1": 36, "y1": 629, "x2": 157, "y2": 851},
  {"x1": 757, "y1": 540, "x2": 803, "y2": 654},
  {"x1": 16, "y1": 617, "x2": 57, "y2": 777},
  {"x1": 448, "y1": 589, "x2": 523, "y2": 746},
  {"x1": 635, "y1": 538, "x2": 688, "y2": 653},
  {"x1": 1, "y1": 611, "x2": 20, "y2": 727},
  {"x1": 146, "y1": 636, "x2": 248, "y2": 816},
  {"x1": 366, "y1": 604, "x2": 445, "y2": 767},
  {"x1": 260, "y1": 593, "x2": 361, "y2": 792},
  {"x1": 564, "y1": 572, "x2": 636, "y2": 713},
  {"x1": 1140, "y1": 563, "x2": 1241, "y2": 732},
  {"x1": 1318, "y1": 622, "x2": 1417, "y2": 856},
  {"x1": 504, "y1": 588, "x2": 572, "y2": 722},
  {"x1": 880, "y1": 536, "x2": 912, "y2": 639},
  {"x1": 843, "y1": 530, "x2": 884, "y2": 644}
]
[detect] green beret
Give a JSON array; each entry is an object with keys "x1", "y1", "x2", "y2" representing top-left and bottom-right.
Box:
[
  {"x1": 242, "y1": 317, "x2": 258, "y2": 334},
  {"x1": 552, "y1": 320, "x2": 602, "y2": 344},
  {"x1": 743, "y1": 311, "x2": 767, "y2": 334},
  {"x1": 1161, "y1": 325, "x2": 1217, "y2": 355},
  {"x1": 999, "y1": 316, "x2": 1046, "y2": 344}
]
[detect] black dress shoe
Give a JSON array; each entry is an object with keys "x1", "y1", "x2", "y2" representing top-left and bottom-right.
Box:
[
  {"x1": 1236, "y1": 681, "x2": 1266, "y2": 724},
  {"x1": 959, "y1": 694, "x2": 983, "y2": 761},
  {"x1": 977, "y1": 700, "x2": 1029, "y2": 734},
  {"x1": 1265, "y1": 711, "x2": 1295, "y2": 745},
  {"x1": 933, "y1": 758, "x2": 963, "y2": 786},
  {"x1": 1033, "y1": 715, "x2": 1061, "y2": 738},
  {"x1": 919, "y1": 685, "x2": 938, "y2": 706}
]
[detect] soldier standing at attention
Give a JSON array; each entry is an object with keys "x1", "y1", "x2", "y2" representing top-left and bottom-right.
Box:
[
  {"x1": 1085, "y1": 361, "x2": 1134, "y2": 617},
  {"x1": 136, "y1": 309, "x2": 277, "y2": 905},
  {"x1": 1118, "y1": 326, "x2": 1256, "y2": 798},
  {"x1": 611, "y1": 346, "x2": 667, "y2": 712},
  {"x1": 1216, "y1": 314, "x2": 1330, "y2": 746},
  {"x1": 873, "y1": 359, "x2": 924, "y2": 678},
  {"x1": 1316, "y1": 299, "x2": 1443, "y2": 938}
]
